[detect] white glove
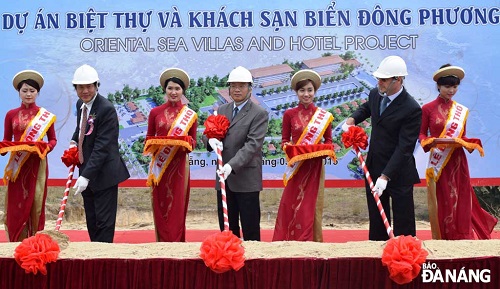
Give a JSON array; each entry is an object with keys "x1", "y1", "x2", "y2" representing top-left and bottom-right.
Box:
[
  {"x1": 217, "y1": 164, "x2": 232, "y2": 180},
  {"x1": 341, "y1": 122, "x2": 353, "y2": 132},
  {"x1": 69, "y1": 141, "x2": 77, "y2": 149},
  {"x1": 73, "y1": 176, "x2": 89, "y2": 195},
  {"x1": 373, "y1": 177, "x2": 388, "y2": 197},
  {"x1": 208, "y1": 138, "x2": 223, "y2": 152}
]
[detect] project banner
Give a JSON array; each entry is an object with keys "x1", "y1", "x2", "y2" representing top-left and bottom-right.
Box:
[{"x1": 1, "y1": 1, "x2": 499, "y2": 185}]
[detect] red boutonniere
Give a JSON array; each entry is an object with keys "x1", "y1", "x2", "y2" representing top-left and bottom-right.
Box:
[{"x1": 85, "y1": 114, "x2": 96, "y2": 136}]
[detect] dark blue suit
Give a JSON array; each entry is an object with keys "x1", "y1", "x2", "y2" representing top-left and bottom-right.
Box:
[{"x1": 351, "y1": 87, "x2": 421, "y2": 240}]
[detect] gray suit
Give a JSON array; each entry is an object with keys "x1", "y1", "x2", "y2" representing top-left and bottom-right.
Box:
[
  {"x1": 216, "y1": 101, "x2": 268, "y2": 191},
  {"x1": 213, "y1": 100, "x2": 269, "y2": 240}
]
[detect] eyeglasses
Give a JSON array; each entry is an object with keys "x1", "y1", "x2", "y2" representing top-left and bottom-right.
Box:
[
  {"x1": 229, "y1": 84, "x2": 249, "y2": 90},
  {"x1": 376, "y1": 77, "x2": 399, "y2": 83}
]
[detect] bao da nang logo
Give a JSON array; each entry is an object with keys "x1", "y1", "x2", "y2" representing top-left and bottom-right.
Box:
[{"x1": 421, "y1": 262, "x2": 491, "y2": 283}]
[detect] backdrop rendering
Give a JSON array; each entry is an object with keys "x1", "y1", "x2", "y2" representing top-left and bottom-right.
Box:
[{"x1": 1, "y1": 1, "x2": 499, "y2": 184}]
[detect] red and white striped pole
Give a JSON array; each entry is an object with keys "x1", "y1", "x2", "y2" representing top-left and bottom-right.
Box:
[
  {"x1": 215, "y1": 145, "x2": 229, "y2": 231},
  {"x1": 55, "y1": 164, "x2": 76, "y2": 231},
  {"x1": 354, "y1": 147, "x2": 394, "y2": 239}
]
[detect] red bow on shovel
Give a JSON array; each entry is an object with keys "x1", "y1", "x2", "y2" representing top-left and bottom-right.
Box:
[
  {"x1": 342, "y1": 126, "x2": 428, "y2": 285},
  {"x1": 13, "y1": 146, "x2": 79, "y2": 275},
  {"x1": 57, "y1": 146, "x2": 80, "y2": 230},
  {"x1": 199, "y1": 113, "x2": 245, "y2": 273}
]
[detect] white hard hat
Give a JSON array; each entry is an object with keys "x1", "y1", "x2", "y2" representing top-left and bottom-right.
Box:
[
  {"x1": 227, "y1": 66, "x2": 253, "y2": 84},
  {"x1": 373, "y1": 56, "x2": 408, "y2": 78},
  {"x1": 72, "y1": 64, "x2": 99, "y2": 85}
]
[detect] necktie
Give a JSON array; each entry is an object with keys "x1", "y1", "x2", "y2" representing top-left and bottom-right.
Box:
[
  {"x1": 78, "y1": 105, "x2": 88, "y2": 164},
  {"x1": 232, "y1": 107, "x2": 239, "y2": 120},
  {"x1": 380, "y1": 97, "x2": 390, "y2": 115}
]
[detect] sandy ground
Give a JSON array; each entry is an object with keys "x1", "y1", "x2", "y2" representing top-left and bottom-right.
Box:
[
  {"x1": 31, "y1": 212, "x2": 434, "y2": 233},
  {"x1": 1, "y1": 187, "x2": 499, "y2": 260},
  {"x1": 1, "y1": 212, "x2": 497, "y2": 260},
  {"x1": 1, "y1": 238, "x2": 499, "y2": 259}
]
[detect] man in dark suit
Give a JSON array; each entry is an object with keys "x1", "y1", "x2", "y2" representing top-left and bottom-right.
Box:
[
  {"x1": 344, "y1": 56, "x2": 421, "y2": 241},
  {"x1": 71, "y1": 64, "x2": 130, "y2": 243},
  {"x1": 207, "y1": 66, "x2": 269, "y2": 241}
]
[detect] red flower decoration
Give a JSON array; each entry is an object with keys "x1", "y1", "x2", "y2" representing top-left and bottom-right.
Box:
[
  {"x1": 381, "y1": 235, "x2": 428, "y2": 285},
  {"x1": 341, "y1": 126, "x2": 368, "y2": 150},
  {"x1": 14, "y1": 233, "x2": 61, "y2": 275},
  {"x1": 199, "y1": 230, "x2": 245, "y2": 273},
  {"x1": 203, "y1": 114, "x2": 230, "y2": 140},
  {"x1": 61, "y1": 147, "x2": 79, "y2": 167}
]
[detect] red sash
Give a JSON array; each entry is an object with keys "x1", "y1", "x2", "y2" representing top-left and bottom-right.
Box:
[
  {"x1": 283, "y1": 108, "x2": 335, "y2": 185},
  {"x1": 421, "y1": 101, "x2": 483, "y2": 182},
  {"x1": 2, "y1": 107, "x2": 55, "y2": 183},
  {"x1": 144, "y1": 106, "x2": 197, "y2": 186}
]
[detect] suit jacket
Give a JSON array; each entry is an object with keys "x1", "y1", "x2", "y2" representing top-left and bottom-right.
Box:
[
  {"x1": 215, "y1": 100, "x2": 269, "y2": 192},
  {"x1": 351, "y1": 87, "x2": 421, "y2": 186},
  {"x1": 72, "y1": 94, "x2": 130, "y2": 191}
]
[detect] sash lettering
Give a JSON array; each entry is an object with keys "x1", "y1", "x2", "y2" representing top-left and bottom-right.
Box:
[
  {"x1": 4, "y1": 108, "x2": 56, "y2": 182},
  {"x1": 426, "y1": 101, "x2": 468, "y2": 182},
  {"x1": 148, "y1": 106, "x2": 197, "y2": 186},
  {"x1": 283, "y1": 108, "x2": 333, "y2": 185}
]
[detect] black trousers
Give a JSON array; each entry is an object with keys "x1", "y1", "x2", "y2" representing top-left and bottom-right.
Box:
[
  {"x1": 217, "y1": 187, "x2": 261, "y2": 241},
  {"x1": 81, "y1": 184, "x2": 118, "y2": 243},
  {"x1": 365, "y1": 183, "x2": 416, "y2": 241}
]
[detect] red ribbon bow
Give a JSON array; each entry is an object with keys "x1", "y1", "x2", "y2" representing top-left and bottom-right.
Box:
[
  {"x1": 61, "y1": 147, "x2": 79, "y2": 167},
  {"x1": 341, "y1": 126, "x2": 368, "y2": 150},
  {"x1": 199, "y1": 230, "x2": 245, "y2": 273},
  {"x1": 382, "y1": 235, "x2": 429, "y2": 284},
  {"x1": 203, "y1": 114, "x2": 230, "y2": 140},
  {"x1": 14, "y1": 234, "x2": 60, "y2": 275}
]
